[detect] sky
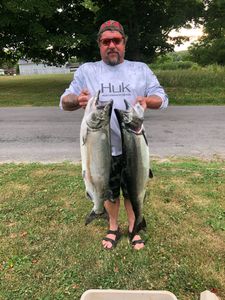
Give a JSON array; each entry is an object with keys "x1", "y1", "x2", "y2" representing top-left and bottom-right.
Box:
[{"x1": 169, "y1": 25, "x2": 203, "y2": 51}]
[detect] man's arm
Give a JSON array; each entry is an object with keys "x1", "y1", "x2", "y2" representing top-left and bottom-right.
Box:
[{"x1": 61, "y1": 89, "x2": 90, "y2": 111}]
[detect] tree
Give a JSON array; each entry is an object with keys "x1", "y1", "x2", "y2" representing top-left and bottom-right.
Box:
[
  {"x1": 189, "y1": 0, "x2": 225, "y2": 65},
  {"x1": 93, "y1": 0, "x2": 204, "y2": 62},
  {"x1": 0, "y1": 0, "x2": 95, "y2": 65},
  {"x1": 0, "y1": 0, "x2": 204, "y2": 64}
]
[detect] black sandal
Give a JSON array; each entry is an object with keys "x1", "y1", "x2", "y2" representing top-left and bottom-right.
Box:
[
  {"x1": 102, "y1": 228, "x2": 121, "y2": 250},
  {"x1": 128, "y1": 231, "x2": 145, "y2": 248}
]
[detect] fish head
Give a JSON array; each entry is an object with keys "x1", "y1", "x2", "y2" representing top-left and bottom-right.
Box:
[
  {"x1": 84, "y1": 90, "x2": 100, "y2": 115},
  {"x1": 115, "y1": 100, "x2": 144, "y2": 133},
  {"x1": 86, "y1": 100, "x2": 113, "y2": 130}
]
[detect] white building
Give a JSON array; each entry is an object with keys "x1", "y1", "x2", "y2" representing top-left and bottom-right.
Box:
[{"x1": 18, "y1": 59, "x2": 70, "y2": 75}]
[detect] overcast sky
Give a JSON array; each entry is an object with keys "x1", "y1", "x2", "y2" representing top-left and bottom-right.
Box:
[{"x1": 169, "y1": 25, "x2": 203, "y2": 51}]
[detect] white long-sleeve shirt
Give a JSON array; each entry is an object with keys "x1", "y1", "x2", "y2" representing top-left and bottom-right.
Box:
[{"x1": 60, "y1": 60, "x2": 168, "y2": 155}]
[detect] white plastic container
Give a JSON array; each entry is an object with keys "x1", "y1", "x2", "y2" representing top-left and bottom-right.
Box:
[
  {"x1": 200, "y1": 290, "x2": 220, "y2": 300},
  {"x1": 80, "y1": 289, "x2": 178, "y2": 300}
]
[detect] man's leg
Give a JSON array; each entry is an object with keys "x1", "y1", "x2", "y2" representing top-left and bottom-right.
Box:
[
  {"x1": 102, "y1": 198, "x2": 120, "y2": 249},
  {"x1": 124, "y1": 199, "x2": 145, "y2": 250}
]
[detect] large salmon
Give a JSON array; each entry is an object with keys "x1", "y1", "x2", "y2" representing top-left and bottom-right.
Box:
[
  {"x1": 115, "y1": 100, "x2": 149, "y2": 237},
  {"x1": 80, "y1": 91, "x2": 113, "y2": 225}
]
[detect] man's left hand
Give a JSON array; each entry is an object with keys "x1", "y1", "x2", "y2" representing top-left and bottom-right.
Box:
[
  {"x1": 136, "y1": 95, "x2": 163, "y2": 110},
  {"x1": 136, "y1": 96, "x2": 147, "y2": 110}
]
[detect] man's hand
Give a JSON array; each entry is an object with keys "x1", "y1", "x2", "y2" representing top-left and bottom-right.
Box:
[
  {"x1": 77, "y1": 89, "x2": 91, "y2": 109},
  {"x1": 136, "y1": 96, "x2": 147, "y2": 110},
  {"x1": 62, "y1": 89, "x2": 91, "y2": 111},
  {"x1": 136, "y1": 95, "x2": 162, "y2": 110}
]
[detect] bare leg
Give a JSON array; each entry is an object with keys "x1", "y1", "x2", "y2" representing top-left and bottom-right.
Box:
[
  {"x1": 102, "y1": 198, "x2": 120, "y2": 249},
  {"x1": 124, "y1": 199, "x2": 145, "y2": 250}
]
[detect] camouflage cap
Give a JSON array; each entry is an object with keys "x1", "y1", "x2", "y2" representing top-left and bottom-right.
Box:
[{"x1": 98, "y1": 20, "x2": 125, "y2": 38}]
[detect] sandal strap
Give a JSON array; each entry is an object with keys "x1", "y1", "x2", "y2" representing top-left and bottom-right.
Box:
[
  {"x1": 102, "y1": 237, "x2": 117, "y2": 245},
  {"x1": 107, "y1": 229, "x2": 119, "y2": 235},
  {"x1": 128, "y1": 231, "x2": 134, "y2": 241},
  {"x1": 132, "y1": 239, "x2": 145, "y2": 246},
  {"x1": 102, "y1": 228, "x2": 121, "y2": 249}
]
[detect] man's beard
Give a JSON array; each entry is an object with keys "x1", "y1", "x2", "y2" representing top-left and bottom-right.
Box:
[{"x1": 105, "y1": 51, "x2": 121, "y2": 66}]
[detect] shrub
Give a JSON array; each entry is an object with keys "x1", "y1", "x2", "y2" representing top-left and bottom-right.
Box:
[{"x1": 150, "y1": 61, "x2": 196, "y2": 70}]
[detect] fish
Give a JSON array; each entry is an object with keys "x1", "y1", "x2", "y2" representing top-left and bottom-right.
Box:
[
  {"x1": 114, "y1": 100, "x2": 150, "y2": 238},
  {"x1": 80, "y1": 91, "x2": 113, "y2": 225}
]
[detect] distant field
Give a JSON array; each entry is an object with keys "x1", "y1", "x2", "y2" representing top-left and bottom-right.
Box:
[
  {"x1": 156, "y1": 68, "x2": 225, "y2": 105},
  {"x1": 0, "y1": 68, "x2": 225, "y2": 106},
  {"x1": 0, "y1": 74, "x2": 72, "y2": 107}
]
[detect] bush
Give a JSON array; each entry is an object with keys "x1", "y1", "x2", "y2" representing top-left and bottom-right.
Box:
[{"x1": 150, "y1": 61, "x2": 197, "y2": 70}]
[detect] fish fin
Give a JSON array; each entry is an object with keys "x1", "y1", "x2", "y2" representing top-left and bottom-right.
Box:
[
  {"x1": 107, "y1": 190, "x2": 116, "y2": 203},
  {"x1": 86, "y1": 191, "x2": 93, "y2": 201},
  {"x1": 81, "y1": 126, "x2": 88, "y2": 145},
  {"x1": 149, "y1": 169, "x2": 154, "y2": 178},
  {"x1": 142, "y1": 129, "x2": 148, "y2": 145},
  {"x1": 85, "y1": 208, "x2": 109, "y2": 225}
]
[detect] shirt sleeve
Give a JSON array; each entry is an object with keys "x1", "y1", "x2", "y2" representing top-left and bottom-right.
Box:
[
  {"x1": 145, "y1": 66, "x2": 169, "y2": 109},
  {"x1": 59, "y1": 66, "x2": 85, "y2": 109}
]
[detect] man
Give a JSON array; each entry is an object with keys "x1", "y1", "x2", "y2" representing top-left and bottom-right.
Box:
[{"x1": 60, "y1": 20, "x2": 168, "y2": 250}]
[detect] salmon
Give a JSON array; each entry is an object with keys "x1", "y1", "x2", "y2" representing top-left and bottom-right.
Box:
[
  {"x1": 115, "y1": 100, "x2": 149, "y2": 237},
  {"x1": 80, "y1": 91, "x2": 113, "y2": 225}
]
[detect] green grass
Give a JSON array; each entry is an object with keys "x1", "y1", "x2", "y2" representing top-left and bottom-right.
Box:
[
  {"x1": 0, "y1": 67, "x2": 225, "y2": 106},
  {"x1": 155, "y1": 68, "x2": 225, "y2": 105},
  {"x1": 0, "y1": 159, "x2": 224, "y2": 300},
  {"x1": 0, "y1": 74, "x2": 73, "y2": 106}
]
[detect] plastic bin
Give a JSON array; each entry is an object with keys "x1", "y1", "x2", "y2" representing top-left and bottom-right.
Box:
[
  {"x1": 200, "y1": 290, "x2": 220, "y2": 300},
  {"x1": 80, "y1": 289, "x2": 178, "y2": 300}
]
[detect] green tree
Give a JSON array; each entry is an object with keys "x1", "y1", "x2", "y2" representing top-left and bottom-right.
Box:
[
  {"x1": 189, "y1": 0, "x2": 225, "y2": 65},
  {"x1": 93, "y1": 0, "x2": 204, "y2": 62},
  {"x1": 0, "y1": 0, "x2": 204, "y2": 64},
  {"x1": 0, "y1": 0, "x2": 95, "y2": 65}
]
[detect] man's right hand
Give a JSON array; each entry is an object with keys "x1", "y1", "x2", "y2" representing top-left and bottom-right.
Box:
[
  {"x1": 77, "y1": 89, "x2": 91, "y2": 109},
  {"x1": 62, "y1": 89, "x2": 91, "y2": 111}
]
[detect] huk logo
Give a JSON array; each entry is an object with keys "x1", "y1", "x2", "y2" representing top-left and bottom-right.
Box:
[{"x1": 101, "y1": 82, "x2": 131, "y2": 94}]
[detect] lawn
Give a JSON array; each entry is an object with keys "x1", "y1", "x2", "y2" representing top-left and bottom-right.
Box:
[
  {"x1": 0, "y1": 67, "x2": 225, "y2": 106},
  {"x1": 0, "y1": 159, "x2": 224, "y2": 300},
  {"x1": 156, "y1": 68, "x2": 225, "y2": 105},
  {"x1": 0, "y1": 74, "x2": 72, "y2": 107}
]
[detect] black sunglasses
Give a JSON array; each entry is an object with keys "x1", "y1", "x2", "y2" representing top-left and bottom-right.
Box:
[{"x1": 99, "y1": 37, "x2": 124, "y2": 46}]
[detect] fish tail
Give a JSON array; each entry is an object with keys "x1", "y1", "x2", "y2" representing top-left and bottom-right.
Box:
[
  {"x1": 107, "y1": 190, "x2": 117, "y2": 203},
  {"x1": 131, "y1": 217, "x2": 147, "y2": 238},
  {"x1": 149, "y1": 169, "x2": 154, "y2": 178},
  {"x1": 137, "y1": 216, "x2": 147, "y2": 232},
  {"x1": 85, "y1": 208, "x2": 109, "y2": 225}
]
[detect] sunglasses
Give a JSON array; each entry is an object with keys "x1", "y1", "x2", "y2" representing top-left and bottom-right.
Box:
[{"x1": 99, "y1": 37, "x2": 124, "y2": 46}]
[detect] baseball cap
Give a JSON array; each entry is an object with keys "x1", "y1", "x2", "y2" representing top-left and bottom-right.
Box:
[{"x1": 98, "y1": 20, "x2": 125, "y2": 38}]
